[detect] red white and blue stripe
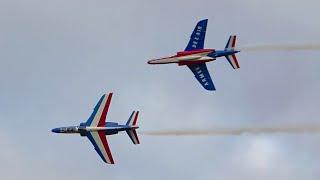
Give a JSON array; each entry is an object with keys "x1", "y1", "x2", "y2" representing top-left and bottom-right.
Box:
[
  {"x1": 225, "y1": 35, "x2": 240, "y2": 69},
  {"x1": 126, "y1": 111, "x2": 140, "y2": 144},
  {"x1": 85, "y1": 93, "x2": 115, "y2": 164}
]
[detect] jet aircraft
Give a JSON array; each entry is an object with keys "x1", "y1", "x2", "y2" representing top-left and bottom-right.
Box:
[
  {"x1": 52, "y1": 93, "x2": 140, "y2": 164},
  {"x1": 148, "y1": 19, "x2": 240, "y2": 91}
]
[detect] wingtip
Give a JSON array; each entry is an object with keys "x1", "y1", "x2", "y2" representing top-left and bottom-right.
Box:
[
  {"x1": 104, "y1": 160, "x2": 115, "y2": 165},
  {"x1": 198, "y1": 19, "x2": 208, "y2": 24},
  {"x1": 108, "y1": 161, "x2": 115, "y2": 165},
  {"x1": 103, "y1": 92, "x2": 113, "y2": 99},
  {"x1": 207, "y1": 89, "x2": 216, "y2": 91},
  {"x1": 205, "y1": 86, "x2": 216, "y2": 91}
]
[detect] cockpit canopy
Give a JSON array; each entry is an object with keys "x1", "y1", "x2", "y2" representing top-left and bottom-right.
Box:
[
  {"x1": 62, "y1": 126, "x2": 78, "y2": 132},
  {"x1": 52, "y1": 126, "x2": 79, "y2": 133}
]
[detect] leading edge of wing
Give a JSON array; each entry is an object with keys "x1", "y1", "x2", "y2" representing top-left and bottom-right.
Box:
[
  {"x1": 86, "y1": 131, "x2": 115, "y2": 164},
  {"x1": 188, "y1": 63, "x2": 216, "y2": 91}
]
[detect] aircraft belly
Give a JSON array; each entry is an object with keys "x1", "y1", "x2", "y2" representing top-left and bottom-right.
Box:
[
  {"x1": 177, "y1": 55, "x2": 201, "y2": 61},
  {"x1": 149, "y1": 57, "x2": 179, "y2": 64},
  {"x1": 198, "y1": 56, "x2": 215, "y2": 61},
  {"x1": 105, "y1": 127, "x2": 130, "y2": 135},
  {"x1": 105, "y1": 129, "x2": 119, "y2": 135},
  {"x1": 179, "y1": 56, "x2": 214, "y2": 62}
]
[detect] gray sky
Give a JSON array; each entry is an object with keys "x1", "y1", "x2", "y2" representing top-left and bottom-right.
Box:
[{"x1": 0, "y1": 0, "x2": 320, "y2": 179}]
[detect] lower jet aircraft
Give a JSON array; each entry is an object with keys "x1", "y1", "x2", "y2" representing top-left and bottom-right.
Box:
[
  {"x1": 148, "y1": 19, "x2": 240, "y2": 91},
  {"x1": 51, "y1": 93, "x2": 140, "y2": 164}
]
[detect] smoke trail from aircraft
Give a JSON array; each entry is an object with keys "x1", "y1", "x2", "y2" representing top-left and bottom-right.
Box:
[
  {"x1": 140, "y1": 125, "x2": 320, "y2": 136},
  {"x1": 239, "y1": 43, "x2": 320, "y2": 52}
]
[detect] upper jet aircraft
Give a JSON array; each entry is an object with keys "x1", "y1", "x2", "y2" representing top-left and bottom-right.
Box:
[
  {"x1": 148, "y1": 19, "x2": 240, "y2": 91},
  {"x1": 52, "y1": 93, "x2": 140, "y2": 164}
]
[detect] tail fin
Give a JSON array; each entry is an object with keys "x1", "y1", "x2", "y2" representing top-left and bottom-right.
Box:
[
  {"x1": 126, "y1": 111, "x2": 140, "y2": 144},
  {"x1": 225, "y1": 35, "x2": 236, "y2": 50},
  {"x1": 225, "y1": 35, "x2": 240, "y2": 69},
  {"x1": 126, "y1": 111, "x2": 139, "y2": 126}
]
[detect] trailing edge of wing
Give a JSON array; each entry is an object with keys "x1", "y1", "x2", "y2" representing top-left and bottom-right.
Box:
[
  {"x1": 86, "y1": 93, "x2": 113, "y2": 127},
  {"x1": 188, "y1": 63, "x2": 215, "y2": 91},
  {"x1": 87, "y1": 131, "x2": 114, "y2": 164}
]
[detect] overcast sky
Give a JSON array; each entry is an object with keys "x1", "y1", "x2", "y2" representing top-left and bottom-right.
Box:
[{"x1": 1, "y1": 0, "x2": 320, "y2": 179}]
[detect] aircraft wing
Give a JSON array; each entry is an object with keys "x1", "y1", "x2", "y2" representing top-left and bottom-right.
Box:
[
  {"x1": 85, "y1": 93, "x2": 113, "y2": 127},
  {"x1": 188, "y1": 63, "x2": 216, "y2": 91},
  {"x1": 185, "y1": 19, "x2": 208, "y2": 51},
  {"x1": 86, "y1": 131, "x2": 115, "y2": 164}
]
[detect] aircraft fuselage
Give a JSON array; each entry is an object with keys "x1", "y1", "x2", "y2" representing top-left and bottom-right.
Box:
[
  {"x1": 148, "y1": 49, "x2": 239, "y2": 66},
  {"x1": 52, "y1": 122, "x2": 138, "y2": 136}
]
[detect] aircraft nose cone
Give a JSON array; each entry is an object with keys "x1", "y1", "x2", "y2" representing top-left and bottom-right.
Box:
[{"x1": 51, "y1": 128, "x2": 60, "y2": 133}]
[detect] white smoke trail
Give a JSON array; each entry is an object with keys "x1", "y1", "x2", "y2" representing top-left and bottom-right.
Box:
[
  {"x1": 140, "y1": 125, "x2": 320, "y2": 136},
  {"x1": 239, "y1": 43, "x2": 320, "y2": 52}
]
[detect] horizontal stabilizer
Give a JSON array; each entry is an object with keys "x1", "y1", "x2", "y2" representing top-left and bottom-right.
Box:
[
  {"x1": 226, "y1": 54, "x2": 240, "y2": 69},
  {"x1": 126, "y1": 130, "x2": 140, "y2": 144}
]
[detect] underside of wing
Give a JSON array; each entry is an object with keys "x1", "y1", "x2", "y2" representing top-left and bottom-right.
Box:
[
  {"x1": 185, "y1": 19, "x2": 208, "y2": 51},
  {"x1": 86, "y1": 93, "x2": 113, "y2": 127},
  {"x1": 86, "y1": 131, "x2": 114, "y2": 164},
  {"x1": 188, "y1": 63, "x2": 215, "y2": 91}
]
